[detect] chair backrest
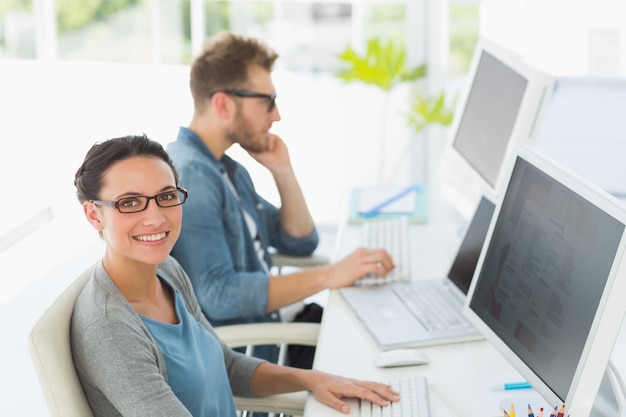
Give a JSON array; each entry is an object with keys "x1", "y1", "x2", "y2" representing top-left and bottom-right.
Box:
[
  {"x1": 28, "y1": 267, "x2": 313, "y2": 417},
  {"x1": 29, "y1": 270, "x2": 94, "y2": 417}
]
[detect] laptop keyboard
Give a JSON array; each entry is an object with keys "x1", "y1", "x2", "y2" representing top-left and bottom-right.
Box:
[
  {"x1": 359, "y1": 216, "x2": 411, "y2": 285},
  {"x1": 360, "y1": 376, "x2": 430, "y2": 417},
  {"x1": 393, "y1": 284, "x2": 471, "y2": 332}
]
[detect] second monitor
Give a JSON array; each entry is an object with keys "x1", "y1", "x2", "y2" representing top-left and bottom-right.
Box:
[
  {"x1": 436, "y1": 38, "x2": 554, "y2": 221},
  {"x1": 464, "y1": 145, "x2": 626, "y2": 417}
]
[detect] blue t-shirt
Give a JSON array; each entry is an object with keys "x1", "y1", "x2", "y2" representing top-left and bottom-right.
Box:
[{"x1": 142, "y1": 285, "x2": 237, "y2": 417}]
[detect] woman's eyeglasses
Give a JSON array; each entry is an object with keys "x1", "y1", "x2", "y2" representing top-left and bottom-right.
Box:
[{"x1": 91, "y1": 188, "x2": 188, "y2": 214}]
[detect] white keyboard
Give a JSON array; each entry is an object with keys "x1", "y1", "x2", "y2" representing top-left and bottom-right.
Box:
[
  {"x1": 360, "y1": 376, "x2": 430, "y2": 417},
  {"x1": 359, "y1": 216, "x2": 411, "y2": 285},
  {"x1": 393, "y1": 284, "x2": 471, "y2": 332}
]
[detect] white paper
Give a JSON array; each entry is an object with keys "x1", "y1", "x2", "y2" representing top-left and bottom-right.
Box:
[{"x1": 357, "y1": 187, "x2": 417, "y2": 214}]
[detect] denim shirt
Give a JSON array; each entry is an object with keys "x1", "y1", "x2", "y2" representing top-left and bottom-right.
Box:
[{"x1": 167, "y1": 127, "x2": 319, "y2": 328}]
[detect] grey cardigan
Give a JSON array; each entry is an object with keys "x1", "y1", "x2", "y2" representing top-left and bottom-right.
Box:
[{"x1": 70, "y1": 256, "x2": 264, "y2": 417}]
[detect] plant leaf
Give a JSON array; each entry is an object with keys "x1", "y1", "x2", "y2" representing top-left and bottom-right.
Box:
[
  {"x1": 334, "y1": 38, "x2": 425, "y2": 92},
  {"x1": 407, "y1": 92, "x2": 457, "y2": 133}
]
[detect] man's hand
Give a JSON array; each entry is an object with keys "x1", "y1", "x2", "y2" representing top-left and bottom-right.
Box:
[
  {"x1": 325, "y1": 247, "x2": 396, "y2": 289},
  {"x1": 246, "y1": 133, "x2": 291, "y2": 173}
]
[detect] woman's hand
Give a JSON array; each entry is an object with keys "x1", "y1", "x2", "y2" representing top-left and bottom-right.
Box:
[{"x1": 306, "y1": 371, "x2": 400, "y2": 414}]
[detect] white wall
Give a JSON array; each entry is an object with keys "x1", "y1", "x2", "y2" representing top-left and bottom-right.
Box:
[
  {"x1": 480, "y1": 0, "x2": 626, "y2": 77},
  {"x1": 0, "y1": 59, "x2": 418, "y2": 237},
  {"x1": 0, "y1": 58, "x2": 425, "y2": 311},
  {"x1": 0, "y1": 59, "x2": 421, "y2": 416}
]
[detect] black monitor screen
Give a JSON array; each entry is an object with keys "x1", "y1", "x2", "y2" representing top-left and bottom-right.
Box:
[
  {"x1": 468, "y1": 155, "x2": 624, "y2": 400},
  {"x1": 448, "y1": 196, "x2": 496, "y2": 295}
]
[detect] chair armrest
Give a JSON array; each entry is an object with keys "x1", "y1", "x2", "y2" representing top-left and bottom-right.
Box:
[
  {"x1": 216, "y1": 323, "x2": 319, "y2": 415},
  {"x1": 270, "y1": 253, "x2": 330, "y2": 269},
  {"x1": 214, "y1": 322, "x2": 320, "y2": 349},
  {"x1": 232, "y1": 392, "x2": 308, "y2": 415}
]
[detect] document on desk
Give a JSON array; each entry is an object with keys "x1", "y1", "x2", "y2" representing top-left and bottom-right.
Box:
[
  {"x1": 349, "y1": 185, "x2": 428, "y2": 224},
  {"x1": 357, "y1": 185, "x2": 419, "y2": 215}
]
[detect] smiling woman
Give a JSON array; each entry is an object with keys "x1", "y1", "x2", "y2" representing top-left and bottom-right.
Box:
[{"x1": 68, "y1": 133, "x2": 399, "y2": 417}]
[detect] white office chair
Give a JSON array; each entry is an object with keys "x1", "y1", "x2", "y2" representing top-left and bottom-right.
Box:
[
  {"x1": 218, "y1": 252, "x2": 327, "y2": 417},
  {"x1": 214, "y1": 322, "x2": 320, "y2": 417},
  {"x1": 28, "y1": 270, "x2": 318, "y2": 417},
  {"x1": 29, "y1": 271, "x2": 93, "y2": 417},
  {"x1": 270, "y1": 252, "x2": 330, "y2": 275}
]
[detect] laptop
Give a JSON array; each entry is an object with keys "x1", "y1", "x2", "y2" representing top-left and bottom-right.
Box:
[{"x1": 339, "y1": 195, "x2": 496, "y2": 350}]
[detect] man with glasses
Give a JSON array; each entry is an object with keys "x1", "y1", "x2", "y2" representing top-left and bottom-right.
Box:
[{"x1": 167, "y1": 31, "x2": 393, "y2": 368}]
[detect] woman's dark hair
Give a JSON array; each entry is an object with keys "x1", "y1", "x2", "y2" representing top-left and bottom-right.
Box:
[{"x1": 74, "y1": 134, "x2": 179, "y2": 203}]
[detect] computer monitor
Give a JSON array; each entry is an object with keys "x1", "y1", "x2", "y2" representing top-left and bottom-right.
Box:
[
  {"x1": 533, "y1": 76, "x2": 626, "y2": 200},
  {"x1": 463, "y1": 145, "x2": 626, "y2": 417},
  {"x1": 436, "y1": 39, "x2": 554, "y2": 221}
]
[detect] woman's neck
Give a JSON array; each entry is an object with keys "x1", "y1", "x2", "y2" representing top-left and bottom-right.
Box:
[{"x1": 102, "y1": 255, "x2": 177, "y2": 323}]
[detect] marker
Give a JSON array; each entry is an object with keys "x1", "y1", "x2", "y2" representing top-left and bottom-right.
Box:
[
  {"x1": 509, "y1": 403, "x2": 516, "y2": 417},
  {"x1": 528, "y1": 404, "x2": 535, "y2": 417},
  {"x1": 359, "y1": 184, "x2": 420, "y2": 217},
  {"x1": 504, "y1": 381, "x2": 532, "y2": 390}
]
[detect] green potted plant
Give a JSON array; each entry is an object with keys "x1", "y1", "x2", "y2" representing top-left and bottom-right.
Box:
[{"x1": 334, "y1": 38, "x2": 455, "y2": 184}]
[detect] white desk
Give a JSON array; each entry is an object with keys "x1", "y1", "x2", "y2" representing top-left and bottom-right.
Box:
[
  {"x1": 303, "y1": 190, "x2": 626, "y2": 417},
  {"x1": 305, "y1": 291, "x2": 529, "y2": 417}
]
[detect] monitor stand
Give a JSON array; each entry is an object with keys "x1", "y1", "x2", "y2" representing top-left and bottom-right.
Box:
[{"x1": 499, "y1": 367, "x2": 622, "y2": 417}]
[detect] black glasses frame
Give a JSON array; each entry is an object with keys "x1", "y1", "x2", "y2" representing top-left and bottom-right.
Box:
[
  {"x1": 214, "y1": 89, "x2": 277, "y2": 113},
  {"x1": 91, "y1": 187, "x2": 188, "y2": 214}
]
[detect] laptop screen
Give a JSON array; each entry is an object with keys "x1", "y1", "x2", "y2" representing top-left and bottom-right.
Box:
[{"x1": 448, "y1": 196, "x2": 496, "y2": 295}]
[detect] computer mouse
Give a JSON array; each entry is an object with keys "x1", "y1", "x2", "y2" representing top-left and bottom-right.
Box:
[{"x1": 375, "y1": 349, "x2": 430, "y2": 368}]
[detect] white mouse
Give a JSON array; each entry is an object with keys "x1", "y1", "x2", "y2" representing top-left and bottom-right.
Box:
[{"x1": 375, "y1": 349, "x2": 430, "y2": 368}]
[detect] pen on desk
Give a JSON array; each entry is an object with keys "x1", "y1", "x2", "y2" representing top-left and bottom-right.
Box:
[
  {"x1": 360, "y1": 184, "x2": 420, "y2": 217},
  {"x1": 527, "y1": 404, "x2": 535, "y2": 417},
  {"x1": 548, "y1": 405, "x2": 558, "y2": 417},
  {"x1": 504, "y1": 381, "x2": 532, "y2": 390},
  {"x1": 509, "y1": 403, "x2": 516, "y2": 417},
  {"x1": 537, "y1": 407, "x2": 544, "y2": 417}
]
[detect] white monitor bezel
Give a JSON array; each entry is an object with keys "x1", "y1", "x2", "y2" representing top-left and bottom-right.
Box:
[
  {"x1": 463, "y1": 144, "x2": 626, "y2": 417},
  {"x1": 436, "y1": 38, "x2": 555, "y2": 221}
]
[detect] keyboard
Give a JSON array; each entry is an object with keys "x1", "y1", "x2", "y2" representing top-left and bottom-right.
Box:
[
  {"x1": 393, "y1": 283, "x2": 470, "y2": 332},
  {"x1": 359, "y1": 216, "x2": 411, "y2": 285},
  {"x1": 360, "y1": 376, "x2": 430, "y2": 417}
]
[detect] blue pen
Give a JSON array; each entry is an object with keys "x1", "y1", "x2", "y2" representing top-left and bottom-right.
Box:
[
  {"x1": 504, "y1": 381, "x2": 532, "y2": 390},
  {"x1": 360, "y1": 184, "x2": 421, "y2": 217}
]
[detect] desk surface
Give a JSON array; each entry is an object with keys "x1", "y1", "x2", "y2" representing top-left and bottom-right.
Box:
[
  {"x1": 304, "y1": 190, "x2": 626, "y2": 417},
  {"x1": 305, "y1": 291, "x2": 526, "y2": 417}
]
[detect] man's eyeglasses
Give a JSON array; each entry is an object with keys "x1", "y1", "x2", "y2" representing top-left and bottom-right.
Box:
[
  {"x1": 91, "y1": 188, "x2": 188, "y2": 214},
  {"x1": 215, "y1": 89, "x2": 277, "y2": 113}
]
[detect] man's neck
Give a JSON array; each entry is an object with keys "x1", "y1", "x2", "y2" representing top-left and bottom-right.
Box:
[{"x1": 187, "y1": 117, "x2": 230, "y2": 159}]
